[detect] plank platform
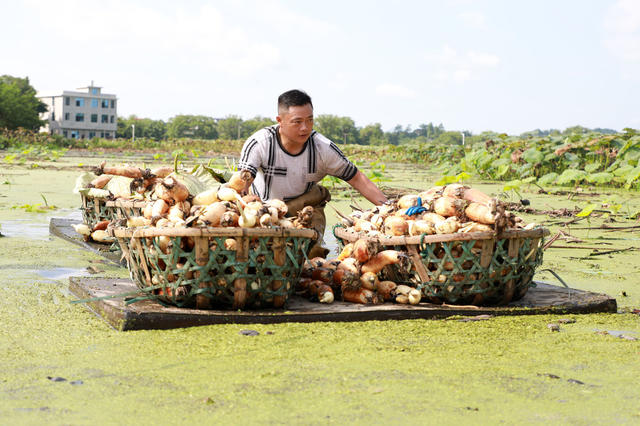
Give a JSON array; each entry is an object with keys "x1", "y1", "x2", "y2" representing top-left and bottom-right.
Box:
[
  {"x1": 68, "y1": 277, "x2": 617, "y2": 331},
  {"x1": 50, "y1": 218, "x2": 123, "y2": 265}
]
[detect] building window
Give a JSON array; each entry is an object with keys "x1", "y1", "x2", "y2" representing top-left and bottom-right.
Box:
[
  {"x1": 70, "y1": 130, "x2": 79, "y2": 139},
  {"x1": 64, "y1": 112, "x2": 69, "y2": 120},
  {"x1": 63, "y1": 130, "x2": 68, "y2": 137},
  {"x1": 100, "y1": 132, "x2": 104, "y2": 138},
  {"x1": 89, "y1": 131, "x2": 96, "y2": 138},
  {"x1": 101, "y1": 114, "x2": 108, "y2": 123},
  {"x1": 75, "y1": 98, "x2": 84, "y2": 107},
  {"x1": 65, "y1": 97, "x2": 70, "y2": 106},
  {"x1": 51, "y1": 112, "x2": 55, "y2": 121},
  {"x1": 91, "y1": 114, "x2": 98, "y2": 123},
  {"x1": 101, "y1": 99, "x2": 109, "y2": 108},
  {"x1": 110, "y1": 115, "x2": 114, "y2": 123},
  {"x1": 75, "y1": 113, "x2": 84, "y2": 122},
  {"x1": 91, "y1": 99, "x2": 98, "y2": 108},
  {"x1": 91, "y1": 88, "x2": 98, "y2": 95},
  {"x1": 111, "y1": 100, "x2": 115, "y2": 108}
]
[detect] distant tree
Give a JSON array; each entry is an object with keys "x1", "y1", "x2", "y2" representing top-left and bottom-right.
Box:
[
  {"x1": 0, "y1": 75, "x2": 47, "y2": 130},
  {"x1": 592, "y1": 127, "x2": 617, "y2": 135},
  {"x1": 387, "y1": 124, "x2": 404, "y2": 145},
  {"x1": 563, "y1": 125, "x2": 590, "y2": 135},
  {"x1": 359, "y1": 123, "x2": 387, "y2": 145},
  {"x1": 117, "y1": 115, "x2": 167, "y2": 139},
  {"x1": 433, "y1": 131, "x2": 463, "y2": 145},
  {"x1": 427, "y1": 123, "x2": 435, "y2": 139},
  {"x1": 314, "y1": 115, "x2": 359, "y2": 144},
  {"x1": 217, "y1": 115, "x2": 244, "y2": 140},
  {"x1": 242, "y1": 115, "x2": 276, "y2": 138},
  {"x1": 146, "y1": 119, "x2": 168, "y2": 140},
  {"x1": 167, "y1": 115, "x2": 218, "y2": 139}
]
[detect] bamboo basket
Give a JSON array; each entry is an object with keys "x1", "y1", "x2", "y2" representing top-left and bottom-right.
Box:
[
  {"x1": 80, "y1": 194, "x2": 147, "y2": 227},
  {"x1": 112, "y1": 226, "x2": 317, "y2": 309},
  {"x1": 334, "y1": 226, "x2": 549, "y2": 306},
  {"x1": 80, "y1": 192, "x2": 114, "y2": 229},
  {"x1": 105, "y1": 199, "x2": 146, "y2": 220}
]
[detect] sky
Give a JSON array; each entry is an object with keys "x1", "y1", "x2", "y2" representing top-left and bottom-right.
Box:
[{"x1": 2, "y1": 0, "x2": 640, "y2": 135}]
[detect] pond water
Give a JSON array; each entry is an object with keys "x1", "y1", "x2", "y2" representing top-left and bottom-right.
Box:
[
  {"x1": 0, "y1": 209, "x2": 81, "y2": 240},
  {"x1": 35, "y1": 267, "x2": 90, "y2": 281},
  {"x1": 0, "y1": 219, "x2": 50, "y2": 240}
]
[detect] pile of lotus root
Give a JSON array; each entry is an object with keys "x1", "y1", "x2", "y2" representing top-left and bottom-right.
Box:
[
  {"x1": 297, "y1": 184, "x2": 539, "y2": 306},
  {"x1": 73, "y1": 162, "x2": 315, "y2": 243},
  {"x1": 298, "y1": 245, "x2": 416, "y2": 306},
  {"x1": 340, "y1": 183, "x2": 537, "y2": 237}
]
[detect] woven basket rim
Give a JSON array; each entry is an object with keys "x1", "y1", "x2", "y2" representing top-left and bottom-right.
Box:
[
  {"x1": 112, "y1": 226, "x2": 317, "y2": 239},
  {"x1": 334, "y1": 225, "x2": 549, "y2": 245},
  {"x1": 105, "y1": 199, "x2": 147, "y2": 208}
]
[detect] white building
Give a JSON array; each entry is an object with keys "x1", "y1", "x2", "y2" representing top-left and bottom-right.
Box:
[{"x1": 38, "y1": 82, "x2": 117, "y2": 139}]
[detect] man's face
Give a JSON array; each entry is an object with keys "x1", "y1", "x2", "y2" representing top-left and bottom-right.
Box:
[{"x1": 277, "y1": 104, "x2": 314, "y2": 145}]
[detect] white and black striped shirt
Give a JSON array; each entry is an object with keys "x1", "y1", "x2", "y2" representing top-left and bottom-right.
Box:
[{"x1": 238, "y1": 125, "x2": 358, "y2": 201}]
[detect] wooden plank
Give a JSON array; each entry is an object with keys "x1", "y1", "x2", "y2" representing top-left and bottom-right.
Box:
[
  {"x1": 194, "y1": 236, "x2": 211, "y2": 309},
  {"x1": 334, "y1": 226, "x2": 549, "y2": 246},
  {"x1": 502, "y1": 238, "x2": 521, "y2": 304},
  {"x1": 49, "y1": 218, "x2": 123, "y2": 265},
  {"x1": 68, "y1": 277, "x2": 617, "y2": 331},
  {"x1": 233, "y1": 234, "x2": 249, "y2": 309},
  {"x1": 113, "y1": 226, "x2": 316, "y2": 239},
  {"x1": 271, "y1": 237, "x2": 287, "y2": 308}
]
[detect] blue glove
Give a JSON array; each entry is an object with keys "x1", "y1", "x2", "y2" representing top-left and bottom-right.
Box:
[{"x1": 405, "y1": 197, "x2": 427, "y2": 216}]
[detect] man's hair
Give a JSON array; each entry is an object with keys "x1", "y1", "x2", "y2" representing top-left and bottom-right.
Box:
[{"x1": 278, "y1": 89, "x2": 313, "y2": 115}]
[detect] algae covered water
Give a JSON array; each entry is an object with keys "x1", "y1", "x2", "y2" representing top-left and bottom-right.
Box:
[{"x1": 0, "y1": 156, "x2": 639, "y2": 424}]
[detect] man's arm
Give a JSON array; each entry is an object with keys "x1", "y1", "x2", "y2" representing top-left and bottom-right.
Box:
[{"x1": 346, "y1": 170, "x2": 388, "y2": 206}]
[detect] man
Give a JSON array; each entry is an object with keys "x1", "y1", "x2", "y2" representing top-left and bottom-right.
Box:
[{"x1": 238, "y1": 89, "x2": 388, "y2": 257}]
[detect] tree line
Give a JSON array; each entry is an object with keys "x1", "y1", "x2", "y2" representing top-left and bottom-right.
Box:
[
  {"x1": 116, "y1": 114, "x2": 453, "y2": 145},
  {"x1": 0, "y1": 74, "x2": 618, "y2": 146}
]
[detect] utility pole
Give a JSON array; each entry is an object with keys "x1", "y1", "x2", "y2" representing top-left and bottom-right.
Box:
[
  {"x1": 460, "y1": 132, "x2": 465, "y2": 147},
  {"x1": 132, "y1": 124, "x2": 135, "y2": 143}
]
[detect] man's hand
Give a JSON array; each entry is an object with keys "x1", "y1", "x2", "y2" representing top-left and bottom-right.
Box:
[{"x1": 236, "y1": 170, "x2": 254, "y2": 196}]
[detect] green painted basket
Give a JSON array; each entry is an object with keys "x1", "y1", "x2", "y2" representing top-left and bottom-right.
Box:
[
  {"x1": 334, "y1": 226, "x2": 549, "y2": 306},
  {"x1": 79, "y1": 192, "x2": 113, "y2": 229},
  {"x1": 112, "y1": 226, "x2": 316, "y2": 310}
]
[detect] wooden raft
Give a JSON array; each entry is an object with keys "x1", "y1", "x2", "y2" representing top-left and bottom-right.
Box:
[
  {"x1": 50, "y1": 218, "x2": 123, "y2": 265},
  {"x1": 69, "y1": 276, "x2": 617, "y2": 331}
]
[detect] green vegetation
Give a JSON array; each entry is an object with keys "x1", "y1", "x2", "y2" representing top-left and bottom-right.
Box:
[
  {"x1": 4, "y1": 127, "x2": 640, "y2": 189},
  {"x1": 0, "y1": 75, "x2": 47, "y2": 131},
  {"x1": 455, "y1": 128, "x2": 640, "y2": 190},
  {"x1": 0, "y1": 159, "x2": 639, "y2": 424}
]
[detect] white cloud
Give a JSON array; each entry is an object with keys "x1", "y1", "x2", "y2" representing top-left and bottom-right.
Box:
[
  {"x1": 375, "y1": 83, "x2": 416, "y2": 98},
  {"x1": 604, "y1": 0, "x2": 640, "y2": 63},
  {"x1": 21, "y1": 0, "x2": 311, "y2": 76},
  {"x1": 425, "y1": 44, "x2": 500, "y2": 82},
  {"x1": 467, "y1": 51, "x2": 500, "y2": 67},
  {"x1": 458, "y1": 11, "x2": 487, "y2": 30}
]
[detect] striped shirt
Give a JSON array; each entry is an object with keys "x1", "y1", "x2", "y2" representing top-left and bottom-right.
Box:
[{"x1": 238, "y1": 125, "x2": 358, "y2": 201}]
